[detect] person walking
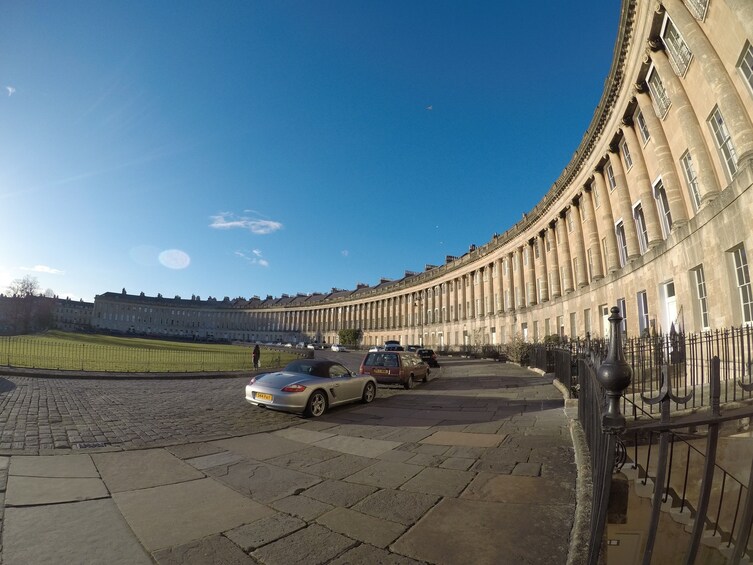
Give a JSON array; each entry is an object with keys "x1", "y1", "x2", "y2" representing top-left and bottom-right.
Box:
[{"x1": 252, "y1": 344, "x2": 261, "y2": 369}]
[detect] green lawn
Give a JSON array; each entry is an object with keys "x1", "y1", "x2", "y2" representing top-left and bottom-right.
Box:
[{"x1": 0, "y1": 331, "x2": 300, "y2": 373}]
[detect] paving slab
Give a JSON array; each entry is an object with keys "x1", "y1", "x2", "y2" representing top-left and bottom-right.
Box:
[
  {"x1": 390, "y1": 497, "x2": 571, "y2": 565},
  {"x1": 345, "y1": 460, "x2": 423, "y2": 489},
  {"x1": 270, "y1": 494, "x2": 334, "y2": 521},
  {"x1": 400, "y1": 467, "x2": 476, "y2": 498},
  {"x1": 324, "y1": 423, "x2": 399, "y2": 439},
  {"x1": 9, "y1": 454, "x2": 99, "y2": 478},
  {"x1": 329, "y1": 543, "x2": 424, "y2": 565},
  {"x1": 351, "y1": 488, "x2": 441, "y2": 525},
  {"x1": 264, "y1": 445, "x2": 342, "y2": 470},
  {"x1": 461, "y1": 472, "x2": 574, "y2": 505},
  {"x1": 313, "y1": 435, "x2": 402, "y2": 458},
  {"x1": 420, "y1": 430, "x2": 505, "y2": 448},
  {"x1": 93, "y1": 449, "x2": 205, "y2": 492},
  {"x1": 5, "y1": 475, "x2": 109, "y2": 505},
  {"x1": 186, "y1": 450, "x2": 246, "y2": 471},
  {"x1": 225, "y1": 512, "x2": 306, "y2": 551},
  {"x1": 113, "y1": 477, "x2": 275, "y2": 551},
  {"x1": 462, "y1": 420, "x2": 506, "y2": 434},
  {"x1": 380, "y1": 428, "x2": 434, "y2": 443},
  {"x1": 271, "y1": 427, "x2": 336, "y2": 444},
  {"x1": 152, "y1": 534, "x2": 258, "y2": 565},
  {"x1": 376, "y1": 449, "x2": 416, "y2": 463},
  {"x1": 405, "y1": 453, "x2": 444, "y2": 467},
  {"x1": 316, "y1": 507, "x2": 406, "y2": 548},
  {"x1": 302, "y1": 479, "x2": 378, "y2": 507},
  {"x1": 251, "y1": 524, "x2": 357, "y2": 565},
  {"x1": 303, "y1": 452, "x2": 375, "y2": 479},
  {"x1": 512, "y1": 462, "x2": 542, "y2": 476},
  {"x1": 440, "y1": 457, "x2": 475, "y2": 471},
  {"x1": 213, "y1": 433, "x2": 309, "y2": 461},
  {"x1": 294, "y1": 420, "x2": 340, "y2": 432},
  {"x1": 399, "y1": 443, "x2": 449, "y2": 456},
  {"x1": 166, "y1": 442, "x2": 226, "y2": 460},
  {"x1": 4, "y1": 499, "x2": 152, "y2": 565},
  {"x1": 206, "y1": 459, "x2": 322, "y2": 503}
]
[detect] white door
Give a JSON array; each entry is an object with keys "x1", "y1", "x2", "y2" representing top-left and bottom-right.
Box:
[
  {"x1": 601, "y1": 305, "x2": 610, "y2": 338},
  {"x1": 663, "y1": 281, "x2": 678, "y2": 331}
]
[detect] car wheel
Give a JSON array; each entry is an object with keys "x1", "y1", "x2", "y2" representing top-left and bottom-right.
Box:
[
  {"x1": 404, "y1": 375, "x2": 414, "y2": 390},
  {"x1": 362, "y1": 382, "x2": 376, "y2": 403},
  {"x1": 304, "y1": 390, "x2": 327, "y2": 418}
]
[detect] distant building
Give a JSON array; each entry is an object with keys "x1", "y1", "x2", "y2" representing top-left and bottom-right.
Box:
[{"x1": 51, "y1": 298, "x2": 94, "y2": 332}]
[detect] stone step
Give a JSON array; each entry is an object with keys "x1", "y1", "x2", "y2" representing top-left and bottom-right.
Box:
[
  {"x1": 668, "y1": 504, "x2": 694, "y2": 525},
  {"x1": 716, "y1": 543, "x2": 752, "y2": 564}
]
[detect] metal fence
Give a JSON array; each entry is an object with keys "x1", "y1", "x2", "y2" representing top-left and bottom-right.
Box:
[
  {"x1": 572, "y1": 309, "x2": 753, "y2": 564},
  {"x1": 0, "y1": 336, "x2": 288, "y2": 373}
]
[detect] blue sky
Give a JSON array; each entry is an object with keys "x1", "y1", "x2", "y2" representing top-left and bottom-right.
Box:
[{"x1": 1, "y1": 1, "x2": 620, "y2": 303}]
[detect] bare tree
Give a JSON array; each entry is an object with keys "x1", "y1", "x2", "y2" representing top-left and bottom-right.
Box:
[
  {"x1": 7, "y1": 275, "x2": 40, "y2": 298},
  {"x1": 4, "y1": 276, "x2": 54, "y2": 333}
]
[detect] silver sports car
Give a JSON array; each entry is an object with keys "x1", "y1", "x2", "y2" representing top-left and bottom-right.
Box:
[{"x1": 245, "y1": 359, "x2": 377, "y2": 417}]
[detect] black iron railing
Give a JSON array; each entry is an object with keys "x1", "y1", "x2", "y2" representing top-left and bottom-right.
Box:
[{"x1": 570, "y1": 310, "x2": 753, "y2": 564}]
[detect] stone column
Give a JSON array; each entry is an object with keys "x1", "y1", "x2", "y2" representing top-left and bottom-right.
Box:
[
  {"x1": 515, "y1": 247, "x2": 526, "y2": 308},
  {"x1": 506, "y1": 253, "x2": 515, "y2": 311},
  {"x1": 526, "y1": 240, "x2": 537, "y2": 305},
  {"x1": 431, "y1": 287, "x2": 437, "y2": 324},
  {"x1": 478, "y1": 268, "x2": 486, "y2": 316},
  {"x1": 460, "y1": 275, "x2": 468, "y2": 320},
  {"x1": 581, "y1": 185, "x2": 605, "y2": 281},
  {"x1": 537, "y1": 232, "x2": 549, "y2": 301},
  {"x1": 649, "y1": 47, "x2": 721, "y2": 203},
  {"x1": 634, "y1": 89, "x2": 689, "y2": 225},
  {"x1": 607, "y1": 149, "x2": 641, "y2": 260},
  {"x1": 495, "y1": 257, "x2": 504, "y2": 312},
  {"x1": 469, "y1": 272, "x2": 476, "y2": 318},
  {"x1": 555, "y1": 213, "x2": 575, "y2": 293},
  {"x1": 487, "y1": 263, "x2": 495, "y2": 315},
  {"x1": 663, "y1": 0, "x2": 753, "y2": 166},
  {"x1": 621, "y1": 118, "x2": 664, "y2": 247},
  {"x1": 570, "y1": 198, "x2": 590, "y2": 287},
  {"x1": 593, "y1": 169, "x2": 621, "y2": 273},
  {"x1": 546, "y1": 224, "x2": 561, "y2": 298}
]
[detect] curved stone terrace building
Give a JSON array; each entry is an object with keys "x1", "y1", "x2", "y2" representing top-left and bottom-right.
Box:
[{"x1": 94, "y1": 0, "x2": 753, "y2": 348}]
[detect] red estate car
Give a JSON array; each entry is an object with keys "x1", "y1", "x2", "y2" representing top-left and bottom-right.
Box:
[{"x1": 359, "y1": 351, "x2": 430, "y2": 389}]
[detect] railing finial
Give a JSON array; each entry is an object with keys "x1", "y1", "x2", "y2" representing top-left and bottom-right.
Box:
[{"x1": 596, "y1": 306, "x2": 633, "y2": 434}]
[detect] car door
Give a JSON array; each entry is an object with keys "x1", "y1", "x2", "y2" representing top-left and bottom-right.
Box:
[{"x1": 328, "y1": 363, "x2": 361, "y2": 404}]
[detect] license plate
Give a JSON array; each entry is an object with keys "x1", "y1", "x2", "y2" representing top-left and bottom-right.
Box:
[
  {"x1": 373, "y1": 369, "x2": 389, "y2": 375},
  {"x1": 255, "y1": 392, "x2": 273, "y2": 402}
]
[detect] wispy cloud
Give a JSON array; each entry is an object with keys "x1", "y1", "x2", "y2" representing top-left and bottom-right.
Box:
[
  {"x1": 210, "y1": 212, "x2": 283, "y2": 235},
  {"x1": 6, "y1": 86, "x2": 15, "y2": 97},
  {"x1": 21, "y1": 265, "x2": 65, "y2": 275},
  {"x1": 235, "y1": 249, "x2": 269, "y2": 267},
  {"x1": 341, "y1": 250, "x2": 349, "y2": 257}
]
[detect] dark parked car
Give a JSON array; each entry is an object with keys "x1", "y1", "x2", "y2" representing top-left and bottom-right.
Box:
[
  {"x1": 417, "y1": 348, "x2": 439, "y2": 367},
  {"x1": 359, "y1": 351, "x2": 429, "y2": 389}
]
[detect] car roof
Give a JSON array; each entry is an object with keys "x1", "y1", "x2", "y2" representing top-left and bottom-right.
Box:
[{"x1": 283, "y1": 359, "x2": 344, "y2": 378}]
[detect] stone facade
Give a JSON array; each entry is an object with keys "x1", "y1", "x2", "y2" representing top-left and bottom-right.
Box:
[{"x1": 90, "y1": 0, "x2": 753, "y2": 348}]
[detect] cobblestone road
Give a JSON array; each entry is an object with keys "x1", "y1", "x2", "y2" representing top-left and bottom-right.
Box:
[{"x1": 0, "y1": 354, "x2": 410, "y2": 453}]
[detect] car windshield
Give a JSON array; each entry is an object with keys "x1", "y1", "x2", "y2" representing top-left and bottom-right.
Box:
[
  {"x1": 364, "y1": 352, "x2": 399, "y2": 367},
  {"x1": 284, "y1": 360, "x2": 329, "y2": 378}
]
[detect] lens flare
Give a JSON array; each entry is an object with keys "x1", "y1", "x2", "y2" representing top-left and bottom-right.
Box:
[{"x1": 158, "y1": 249, "x2": 190, "y2": 270}]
